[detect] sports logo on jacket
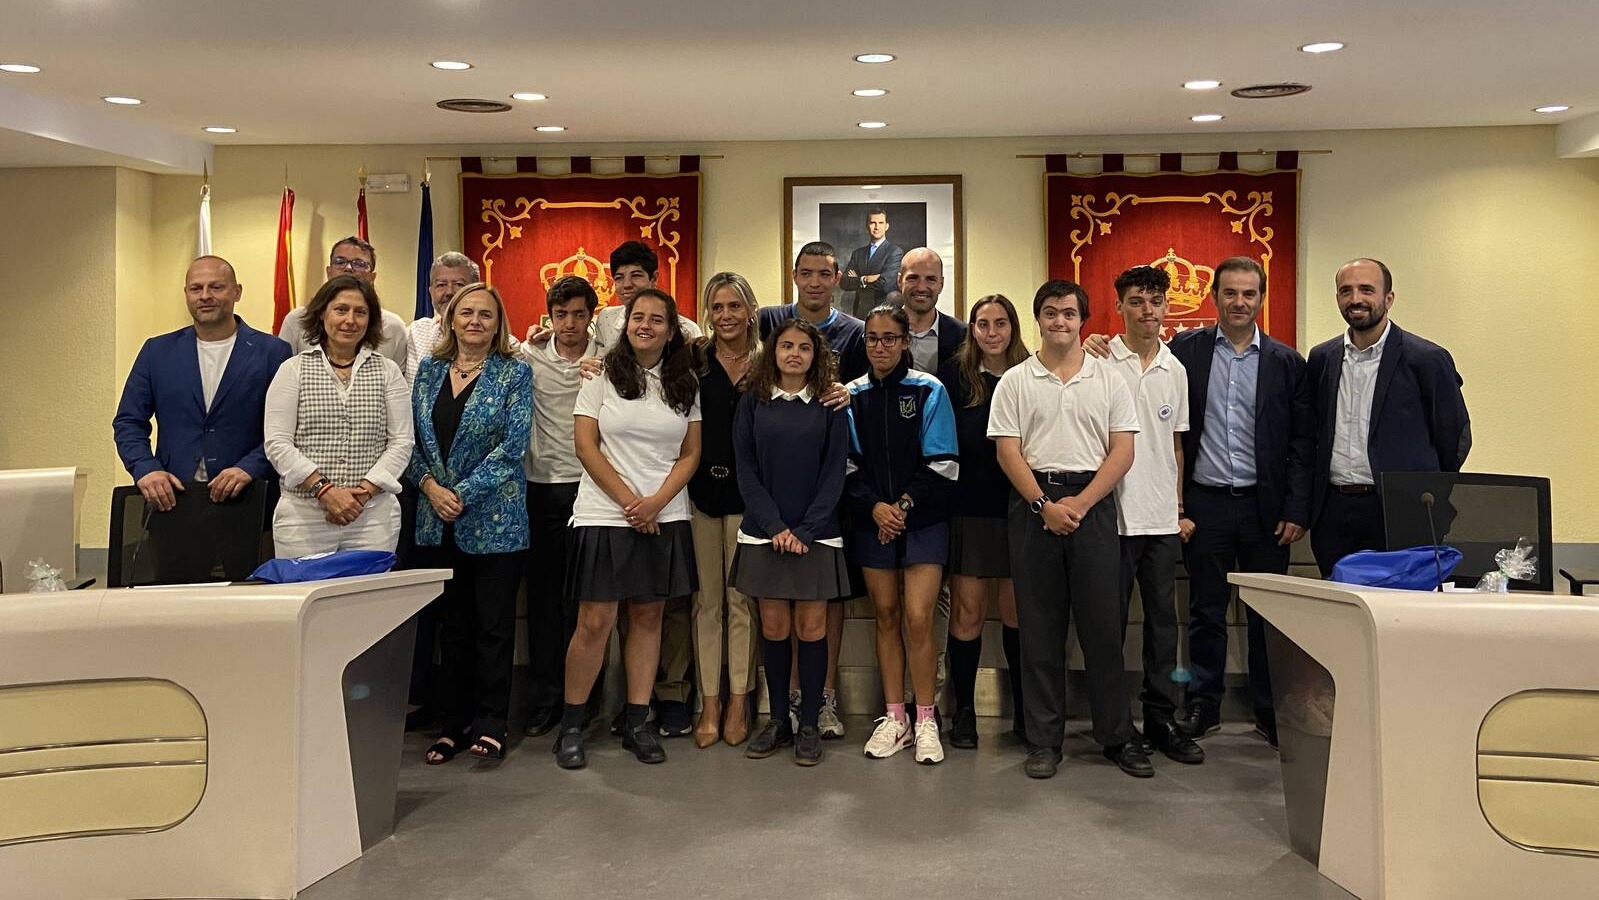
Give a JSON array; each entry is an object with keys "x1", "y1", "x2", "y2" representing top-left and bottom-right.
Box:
[{"x1": 899, "y1": 395, "x2": 917, "y2": 419}]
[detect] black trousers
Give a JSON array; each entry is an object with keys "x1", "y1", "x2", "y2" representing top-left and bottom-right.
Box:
[
  {"x1": 419, "y1": 534, "x2": 523, "y2": 738},
  {"x1": 1310, "y1": 488, "x2": 1384, "y2": 578},
  {"x1": 524, "y1": 481, "x2": 581, "y2": 708},
  {"x1": 398, "y1": 480, "x2": 443, "y2": 708},
  {"x1": 1119, "y1": 534, "x2": 1183, "y2": 719},
  {"x1": 1182, "y1": 484, "x2": 1289, "y2": 716},
  {"x1": 1009, "y1": 483, "x2": 1132, "y2": 750}
]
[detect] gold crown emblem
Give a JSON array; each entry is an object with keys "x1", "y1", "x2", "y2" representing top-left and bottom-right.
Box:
[
  {"x1": 540, "y1": 247, "x2": 616, "y2": 306},
  {"x1": 1153, "y1": 249, "x2": 1212, "y2": 317}
]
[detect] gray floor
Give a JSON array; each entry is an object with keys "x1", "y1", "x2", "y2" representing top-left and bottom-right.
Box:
[{"x1": 303, "y1": 718, "x2": 1354, "y2": 900}]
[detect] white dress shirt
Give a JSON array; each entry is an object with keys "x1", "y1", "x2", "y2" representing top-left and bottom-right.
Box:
[{"x1": 1329, "y1": 322, "x2": 1392, "y2": 486}]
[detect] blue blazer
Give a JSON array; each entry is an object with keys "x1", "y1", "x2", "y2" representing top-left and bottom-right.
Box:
[
  {"x1": 1169, "y1": 325, "x2": 1314, "y2": 530},
  {"x1": 408, "y1": 353, "x2": 533, "y2": 554},
  {"x1": 113, "y1": 317, "x2": 292, "y2": 482},
  {"x1": 1307, "y1": 323, "x2": 1471, "y2": 526}
]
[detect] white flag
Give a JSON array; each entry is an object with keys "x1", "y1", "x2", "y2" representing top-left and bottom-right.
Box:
[{"x1": 197, "y1": 183, "x2": 213, "y2": 256}]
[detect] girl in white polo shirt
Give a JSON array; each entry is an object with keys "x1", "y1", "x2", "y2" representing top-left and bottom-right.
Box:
[{"x1": 554, "y1": 289, "x2": 702, "y2": 770}]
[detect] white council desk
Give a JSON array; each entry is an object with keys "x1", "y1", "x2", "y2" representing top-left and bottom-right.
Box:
[
  {"x1": 0, "y1": 570, "x2": 449, "y2": 899},
  {"x1": 1231, "y1": 573, "x2": 1599, "y2": 900}
]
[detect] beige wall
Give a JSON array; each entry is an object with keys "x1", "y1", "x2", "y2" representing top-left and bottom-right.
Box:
[{"x1": 4, "y1": 124, "x2": 1596, "y2": 546}]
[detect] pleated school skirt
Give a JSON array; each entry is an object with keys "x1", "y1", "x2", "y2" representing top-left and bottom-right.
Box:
[
  {"x1": 948, "y1": 515, "x2": 1011, "y2": 578},
  {"x1": 566, "y1": 521, "x2": 697, "y2": 603},
  {"x1": 729, "y1": 542, "x2": 852, "y2": 602}
]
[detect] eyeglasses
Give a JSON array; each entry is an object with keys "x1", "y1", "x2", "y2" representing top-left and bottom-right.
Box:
[
  {"x1": 863, "y1": 334, "x2": 904, "y2": 347},
  {"x1": 330, "y1": 256, "x2": 373, "y2": 272}
]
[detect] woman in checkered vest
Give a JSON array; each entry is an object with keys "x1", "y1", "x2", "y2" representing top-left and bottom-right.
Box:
[{"x1": 263, "y1": 274, "x2": 414, "y2": 558}]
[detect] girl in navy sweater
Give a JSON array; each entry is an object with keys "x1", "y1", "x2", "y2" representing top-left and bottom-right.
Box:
[{"x1": 729, "y1": 318, "x2": 851, "y2": 765}]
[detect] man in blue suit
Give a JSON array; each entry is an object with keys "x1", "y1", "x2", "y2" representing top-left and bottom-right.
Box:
[
  {"x1": 841, "y1": 208, "x2": 904, "y2": 320},
  {"x1": 114, "y1": 255, "x2": 293, "y2": 512},
  {"x1": 1307, "y1": 258, "x2": 1470, "y2": 576}
]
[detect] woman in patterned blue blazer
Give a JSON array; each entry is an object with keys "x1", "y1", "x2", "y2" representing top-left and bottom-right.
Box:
[{"x1": 409, "y1": 283, "x2": 533, "y2": 764}]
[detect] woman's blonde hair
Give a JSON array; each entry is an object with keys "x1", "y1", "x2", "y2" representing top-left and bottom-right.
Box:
[
  {"x1": 432, "y1": 282, "x2": 515, "y2": 359},
  {"x1": 697, "y1": 271, "x2": 763, "y2": 382}
]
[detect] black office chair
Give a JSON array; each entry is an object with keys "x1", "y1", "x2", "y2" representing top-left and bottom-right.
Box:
[
  {"x1": 107, "y1": 481, "x2": 275, "y2": 588},
  {"x1": 1380, "y1": 472, "x2": 1553, "y2": 593}
]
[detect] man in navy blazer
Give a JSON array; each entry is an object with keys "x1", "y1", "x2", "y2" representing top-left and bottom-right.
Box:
[
  {"x1": 114, "y1": 255, "x2": 293, "y2": 512},
  {"x1": 897, "y1": 247, "x2": 967, "y2": 372},
  {"x1": 840, "y1": 207, "x2": 905, "y2": 320},
  {"x1": 1307, "y1": 258, "x2": 1470, "y2": 576}
]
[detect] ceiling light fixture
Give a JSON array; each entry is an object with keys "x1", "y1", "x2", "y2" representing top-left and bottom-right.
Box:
[
  {"x1": 1190, "y1": 114, "x2": 1224, "y2": 123},
  {"x1": 854, "y1": 53, "x2": 895, "y2": 64},
  {"x1": 1183, "y1": 80, "x2": 1221, "y2": 90},
  {"x1": 0, "y1": 63, "x2": 41, "y2": 74},
  {"x1": 857, "y1": 121, "x2": 888, "y2": 129},
  {"x1": 1298, "y1": 41, "x2": 1345, "y2": 54},
  {"x1": 852, "y1": 88, "x2": 889, "y2": 98},
  {"x1": 1533, "y1": 105, "x2": 1570, "y2": 114},
  {"x1": 510, "y1": 92, "x2": 547, "y2": 101},
  {"x1": 430, "y1": 60, "x2": 473, "y2": 70},
  {"x1": 202, "y1": 126, "x2": 237, "y2": 134},
  {"x1": 860, "y1": 184, "x2": 883, "y2": 190},
  {"x1": 103, "y1": 96, "x2": 142, "y2": 105},
  {"x1": 534, "y1": 125, "x2": 566, "y2": 132}
]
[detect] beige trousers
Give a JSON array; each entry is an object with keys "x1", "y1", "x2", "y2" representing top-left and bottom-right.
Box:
[{"x1": 690, "y1": 506, "x2": 758, "y2": 695}]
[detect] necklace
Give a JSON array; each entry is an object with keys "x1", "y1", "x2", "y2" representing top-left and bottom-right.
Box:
[
  {"x1": 327, "y1": 356, "x2": 355, "y2": 370},
  {"x1": 452, "y1": 358, "x2": 487, "y2": 378}
]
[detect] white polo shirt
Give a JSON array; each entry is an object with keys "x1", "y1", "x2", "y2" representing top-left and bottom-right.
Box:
[
  {"x1": 1106, "y1": 336, "x2": 1190, "y2": 535},
  {"x1": 570, "y1": 363, "x2": 702, "y2": 527},
  {"x1": 592, "y1": 304, "x2": 703, "y2": 356},
  {"x1": 987, "y1": 352, "x2": 1139, "y2": 472},
  {"x1": 520, "y1": 336, "x2": 600, "y2": 484}
]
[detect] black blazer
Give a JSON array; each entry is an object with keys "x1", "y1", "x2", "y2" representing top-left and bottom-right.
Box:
[
  {"x1": 1307, "y1": 323, "x2": 1471, "y2": 526},
  {"x1": 1169, "y1": 325, "x2": 1314, "y2": 530},
  {"x1": 840, "y1": 240, "x2": 904, "y2": 316},
  {"x1": 924, "y1": 311, "x2": 967, "y2": 373}
]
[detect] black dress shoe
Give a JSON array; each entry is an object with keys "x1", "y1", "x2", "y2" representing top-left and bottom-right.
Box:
[
  {"x1": 622, "y1": 724, "x2": 667, "y2": 764},
  {"x1": 745, "y1": 719, "x2": 795, "y2": 759},
  {"x1": 1131, "y1": 725, "x2": 1154, "y2": 757},
  {"x1": 552, "y1": 727, "x2": 586, "y2": 769},
  {"x1": 1023, "y1": 745, "x2": 1062, "y2": 779},
  {"x1": 523, "y1": 705, "x2": 559, "y2": 738},
  {"x1": 949, "y1": 707, "x2": 979, "y2": 750},
  {"x1": 1177, "y1": 700, "x2": 1221, "y2": 739},
  {"x1": 793, "y1": 724, "x2": 822, "y2": 766},
  {"x1": 657, "y1": 699, "x2": 693, "y2": 737},
  {"x1": 1103, "y1": 742, "x2": 1155, "y2": 778},
  {"x1": 1145, "y1": 717, "x2": 1206, "y2": 765}
]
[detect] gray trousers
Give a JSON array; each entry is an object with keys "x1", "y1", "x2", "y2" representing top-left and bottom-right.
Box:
[{"x1": 1119, "y1": 534, "x2": 1183, "y2": 719}]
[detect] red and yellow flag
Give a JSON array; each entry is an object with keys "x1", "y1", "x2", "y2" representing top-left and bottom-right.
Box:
[
  {"x1": 272, "y1": 187, "x2": 296, "y2": 334},
  {"x1": 356, "y1": 186, "x2": 369, "y2": 242}
]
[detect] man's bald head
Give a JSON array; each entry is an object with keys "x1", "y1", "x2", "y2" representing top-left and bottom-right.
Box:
[
  {"x1": 187, "y1": 255, "x2": 238, "y2": 285},
  {"x1": 897, "y1": 247, "x2": 945, "y2": 317},
  {"x1": 184, "y1": 255, "x2": 242, "y2": 331}
]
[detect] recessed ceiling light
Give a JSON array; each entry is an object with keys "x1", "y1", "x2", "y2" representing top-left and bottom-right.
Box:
[
  {"x1": 0, "y1": 63, "x2": 41, "y2": 74},
  {"x1": 1533, "y1": 105, "x2": 1571, "y2": 114},
  {"x1": 510, "y1": 92, "x2": 547, "y2": 101},
  {"x1": 202, "y1": 126, "x2": 237, "y2": 134},
  {"x1": 534, "y1": 125, "x2": 566, "y2": 132},
  {"x1": 854, "y1": 53, "x2": 895, "y2": 64},
  {"x1": 1298, "y1": 41, "x2": 1345, "y2": 54},
  {"x1": 853, "y1": 88, "x2": 889, "y2": 98},
  {"x1": 103, "y1": 96, "x2": 142, "y2": 105},
  {"x1": 1183, "y1": 80, "x2": 1222, "y2": 91},
  {"x1": 860, "y1": 184, "x2": 883, "y2": 190},
  {"x1": 1190, "y1": 114, "x2": 1224, "y2": 123},
  {"x1": 430, "y1": 60, "x2": 472, "y2": 70},
  {"x1": 857, "y1": 121, "x2": 888, "y2": 129}
]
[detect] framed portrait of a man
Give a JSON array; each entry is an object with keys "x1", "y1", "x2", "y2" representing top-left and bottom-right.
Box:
[{"x1": 783, "y1": 175, "x2": 964, "y2": 319}]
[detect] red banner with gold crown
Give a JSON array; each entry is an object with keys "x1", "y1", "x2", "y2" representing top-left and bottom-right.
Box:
[
  {"x1": 1045, "y1": 170, "x2": 1298, "y2": 346},
  {"x1": 460, "y1": 170, "x2": 701, "y2": 334}
]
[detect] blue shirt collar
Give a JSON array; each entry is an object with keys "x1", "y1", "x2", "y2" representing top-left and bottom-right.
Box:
[{"x1": 1214, "y1": 326, "x2": 1261, "y2": 351}]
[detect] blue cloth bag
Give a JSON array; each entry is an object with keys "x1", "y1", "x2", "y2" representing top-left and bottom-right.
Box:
[
  {"x1": 1329, "y1": 545, "x2": 1462, "y2": 590},
  {"x1": 249, "y1": 550, "x2": 397, "y2": 584}
]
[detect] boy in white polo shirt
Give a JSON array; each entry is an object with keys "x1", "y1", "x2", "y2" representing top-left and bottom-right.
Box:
[
  {"x1": 1105, "y1": 266, "x2": 1205, "y2": 766},
  {"x1": 988, "y1": 279, "x2": 1142, "y2": 781}
]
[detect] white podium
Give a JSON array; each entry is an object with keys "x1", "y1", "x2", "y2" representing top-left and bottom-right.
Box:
[
  {"x1": 1231, "y1": 573, "x2": 1599, "y2": 900},
  {"x1": 0, "y1": 466, "x2": 89, "y2": 593},
  {"x1": 0, "y1": 570, "x2": 449, "y2": 899}
]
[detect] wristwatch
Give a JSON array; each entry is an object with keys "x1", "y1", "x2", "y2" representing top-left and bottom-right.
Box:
[
  {"x1": 1030, "y1": 495, "x2": 1048, "y2": 515},
  {"x1": 309, "y1": 475, "x2": 333, "y2": 496},
  {"x1": 895, "y1": 497, "x2": 914, "y2": 513}
]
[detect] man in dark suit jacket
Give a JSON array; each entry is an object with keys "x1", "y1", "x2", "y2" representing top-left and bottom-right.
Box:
[
  {"x1": 897, "y1": 247, "x2": 966, "y2": 372},
  {"x1": 1307, "y1": 258, "x2": 1470, "y2": 576},
  {"x1": 1165, "y1": 257, "x2": 1312, "y2": 746},
  {"x1": 840, "y1": 207, "x2": 904, "y2": 320},
  {"x1": 114, "y1": 255, "x2": 293, "y2": 512}
]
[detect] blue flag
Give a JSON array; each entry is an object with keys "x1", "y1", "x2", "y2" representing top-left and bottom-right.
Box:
[{"x1": 414, "y1": 181, "x2": 434, "y2": 319}]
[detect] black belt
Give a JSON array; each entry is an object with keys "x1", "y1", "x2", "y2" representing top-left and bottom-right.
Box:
[
  {"x1": 1332, "y1": 483, "x2": 1375, "y2": 495},
  {"x1": 1194, "y1": 482, "x2": 1257, "y2": 497},
  {"x1": 1032, "y1": 470, "x2": 1096, "y2": 486}
]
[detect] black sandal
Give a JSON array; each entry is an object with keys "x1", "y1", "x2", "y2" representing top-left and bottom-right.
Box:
[
  {"x1": 469, "y1": 734, "x2": 506, "y2": 760},
  {"x1": 425, "y1": 735, "x2": 464, "y2": 765}
]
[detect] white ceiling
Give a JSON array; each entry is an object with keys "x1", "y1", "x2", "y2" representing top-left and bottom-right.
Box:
[{"x1": 1, "y1": 0, "x2": 1596, "y2": 165}]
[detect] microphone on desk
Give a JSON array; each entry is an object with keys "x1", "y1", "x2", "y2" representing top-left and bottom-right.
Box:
[{"x1": 1421, "y1": 491, "x2": 1444, "y2": 592}]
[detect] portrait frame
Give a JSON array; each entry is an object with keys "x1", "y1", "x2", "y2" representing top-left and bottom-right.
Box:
[{"x1": 782, "y1": 174, "x2": 965, "y2": 318}]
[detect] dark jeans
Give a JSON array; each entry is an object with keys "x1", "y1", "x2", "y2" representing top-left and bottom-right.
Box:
[
  {"x1": 524, "y1": 481, "x2": 580, "y2": 708},
  {"x1": 1310, "y1": 488, "x2": 1384, "y2": 577},
  {"x1": 418, "y1": 534, "x2": 523, "y2": 738},
  {"x1": 1009, "y1": 483, "x2": 1132, "y2": 750},
  {"x1": 1182, "y1": 484, "x2": 1289, "y2": 716},
  {"x1": 1119, "y1": 533, "x2": 1183, "y2": 719}
]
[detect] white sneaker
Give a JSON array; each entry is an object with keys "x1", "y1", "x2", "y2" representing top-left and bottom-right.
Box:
[
  {"x1": 863, "y1": 715, "x2": 912, "y2": 759},
  {"x1": 787, "y1": 689, "x2": 801, "y2": 733},
  {"x1": 914, "y1": 718, "x2": 945, "y2": 765},
  {"x1": 818, "y1": 690, "x2": 845, "y2": 739}
]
